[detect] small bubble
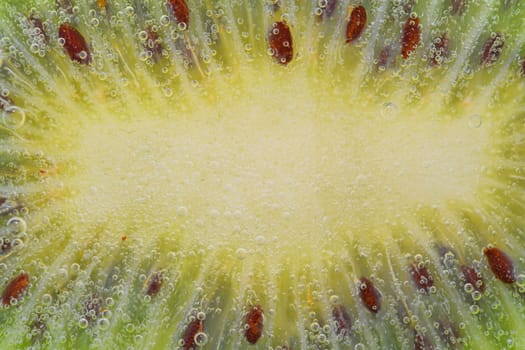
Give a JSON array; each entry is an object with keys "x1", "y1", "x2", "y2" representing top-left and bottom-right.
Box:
[
  {"x1": 98, "y1": 318, "x2": 110, "y2": 330},
  {"x1": 235, "y1": 248, "x2": 247, "y2": 260},
  {"x1": 138, "y1": 31, "x2": 148, "y2": 41},
  {"x1": 125, "y1": 323, "x2": 135, "y2": 333},
  {"x1": 516, "y1": 274, "x2": 525, "y2": 287},
  {"x1": 317, "y1": 333, "x2": 327, "y2": 343},
  {"x1": 125, "y1": 6, "x2": 135, "y2": 16},
  {"x1": 78, "y1": 318, "x2": 89, "y2": 329},
  {"x1": 470, "y1": 304, "x2": 480, "y2": 315},
  {"x1": 6, "y1": 217, "x2": 26, "y2": 234},
  {"x1": 329, "y1": 295, "x2": 339, "y2": 304},
  {"x1": 176, "y1": 206, "x2": 188, "y2": 216},
  {"x1": 160, "y1": 15, "x2": 170, "y2": 26},
  {"x1": 2, "y1": 106, "x2": 26, "y2": 129},
  {"x1": 381, "y1": 102, "x2": 398, "y2": 119},
  {"x1": 322, "y1": 324, "x2": 331, "y2": 333},
  {"x1": 42, "y1": 294, "x2": 53, "y2": 305},
  {"x1": 194, "y1": 332, "x2": 208, "y2": 346},
  {"x1": 468, "y1": 114, "x2": 482, "y2": 128}
]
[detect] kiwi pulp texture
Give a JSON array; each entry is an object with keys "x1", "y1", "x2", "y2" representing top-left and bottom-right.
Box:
[{"x1": 0, "y1": 0, "x2": 525, "y2": 349}]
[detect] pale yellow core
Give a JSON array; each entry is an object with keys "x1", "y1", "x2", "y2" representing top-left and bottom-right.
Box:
[{"x1": 65, "y1": 73, "x2": 490, "y2": 253}]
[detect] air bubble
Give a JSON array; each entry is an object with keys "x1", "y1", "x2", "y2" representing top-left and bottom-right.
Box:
[
  {"x1": 381, "y1": 102, "x2": 398, "y2": 119},
  {"x1": 11, "y1": 238, "x2": 23, "y2": 248},
  {"x1": 42, "y1": 294, "x2": 53, "y2": 305},
  {"x1": 6, "y1": 217, "x2": 27, "y2": 234},
  {"x1": 194, "y1": 332, "x2": 208, "y2": 346},
  {"x1": 138, "y1": 31, "x2": 148, "y2": 41},
  {"x1": 310, "y1": 322, "x2": 320, "y2": 332},
  {"x1": 78, "y1": 318, "x2": 89, "y2": 329},
  {"x1": 30, "y1": 43, "x2": 40, "y2": 53},
  {"x1": 125, "y1": 6, "x2": 135, "y2": 16},
  {"x1": 329, "y1": 295, "x2": 339, "y2": 304},
  {"x1": 98, "y1": 318, "x2": 110, "y2": 330},
  {"x1": 125, "y1": 323, "x2": 135, "y2": 333},
  {"x1": 176, "y1": 206, "x2": 188, "y2": 216},
  {"x1": 2, "y1": 106, "x2": 26, "y2": 130},
  {"x1": 235, "y1": 248, "x2": 247, "y2": 260},
  {"x1": 160, "y1": 15, "x2": 170, "y2": 26},
  {"x1": 317, "y1": 333, "x2": 327, "y2": 343},
  {"x1": 468, "y1": 114, "x2": 482, "y2": 128},
  {"x1": 516, "y1": 274, "x2": 525, "y2": 287}
]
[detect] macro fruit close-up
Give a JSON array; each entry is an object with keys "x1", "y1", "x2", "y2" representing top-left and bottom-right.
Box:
[{"x1": 0, "y1": 0, "x2": 524, "y2": 349}]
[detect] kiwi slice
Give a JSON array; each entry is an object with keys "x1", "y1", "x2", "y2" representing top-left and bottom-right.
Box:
[{"x1": 0, "y1": 0, "x2": 524, "y2": 349}]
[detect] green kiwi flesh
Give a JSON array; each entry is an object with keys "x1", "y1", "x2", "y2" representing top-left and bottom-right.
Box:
[{"x1": 0, "y1": 0, "x2": 524, "y2": 349}]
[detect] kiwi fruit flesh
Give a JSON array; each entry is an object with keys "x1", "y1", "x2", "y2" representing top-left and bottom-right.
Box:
[{"x1": 0, "y1": 0, "x2": 524, "y2": 349}]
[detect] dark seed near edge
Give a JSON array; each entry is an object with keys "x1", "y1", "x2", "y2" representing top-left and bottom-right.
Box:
[
  {"x1": 410, "y1": 263, "x2": 433, "y2": 292},
  {"x1": 144, "y1": 271, "x2": 163, "y2": 296},
  {"x1": 269, "y1": 21, "x2": 293, "y2": 65},
  {"x1": 428, "y1": 34, "x2": 450, "y2": 66},
  {"x1": 358, "y1": 277, "x2": 381, "y2": 313},
  {"x1": 414, "y1": 331, "x2": 434, "y2": 350},
  {"x1": 377, "y1": 46, "x2": 393, "y2": 69},
  {"x1": 2, "y1": 273, "x2": 30, "y2": 305},
  {"x1": 345, "y1": 5, "x2": 367, "y2": 43},
  {"x1": 480, "y1": 32, "x2": 504, "y2": 66},
  {"x1": 401, "y1": 16, "x2": 421, "y2": 59},
  {"x1": 451, "y1": 0, "x2": 468, "y2": 15},
  {"x1": 84, "y1": 294, "x2": 104, "y2": 321},
  {"x1": 29, "y1": 15, "x2": 48, "y2": 44},
  {"x1": 322, "y1": 0, "x2": 337, "y2": 19},
  {"x1": 461, "y1": 265, "x2": 485, "y2": 292},
  {"x1": 167, "y1": 0, "x2": 190, "y2": 28},
  {"x1": 58, "y1": 23, "x2": 91, "y2": 65},
  {"x1": 182, "y1": 318, "x2": 204, "y2": 350},
  {"x1": 484, "y1": 246, "x2": 515, "y2": 283},
  {"x1": 332, "y1": 304, "x2": 352, "y2": 336},
  {"x1": 144, "y1": 27, "x2": 163, "y2": 63},
  {"x1": 244, "y1": 305, "x2": 264, "y2": 344},
  {"x1": 438, "y1": 320, "x2": 460, "y2": 347},
  {"x1": 56, "y1": 0, "x2": 74, "y2": 15}
]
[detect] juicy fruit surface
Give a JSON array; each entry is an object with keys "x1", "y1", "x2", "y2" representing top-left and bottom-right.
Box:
[{"x1": 0, "y1": 0, "x2": 524, "y2": 349}]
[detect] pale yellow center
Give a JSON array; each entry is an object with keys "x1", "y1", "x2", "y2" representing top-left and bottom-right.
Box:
[{"x1": 64, "y1": 73, "x2": 490, "y2": 253}]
